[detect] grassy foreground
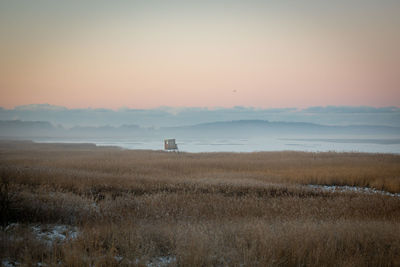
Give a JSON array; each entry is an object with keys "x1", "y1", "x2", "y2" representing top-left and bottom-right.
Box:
[{"x1": 1, "y1": 141, "x2": 400, "y2": 266}]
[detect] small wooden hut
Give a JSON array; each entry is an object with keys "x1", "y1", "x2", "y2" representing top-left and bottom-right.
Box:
[{"x1": 164, "y1": 139, "x2": 178, "y2": 151}]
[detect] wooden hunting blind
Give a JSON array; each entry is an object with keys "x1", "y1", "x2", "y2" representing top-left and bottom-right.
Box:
[{"x1": 164, "y1": 139, "x2": 178, "y2": 151}]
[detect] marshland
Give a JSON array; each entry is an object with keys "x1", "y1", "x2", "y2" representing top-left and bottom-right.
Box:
[{"x1": 1, "y1": 141, "x2": 400, "y2": 266}]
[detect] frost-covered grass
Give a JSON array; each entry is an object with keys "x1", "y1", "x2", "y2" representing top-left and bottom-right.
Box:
[{"x1": 1, "y1": 141, "x2": 400, "y2": 266}]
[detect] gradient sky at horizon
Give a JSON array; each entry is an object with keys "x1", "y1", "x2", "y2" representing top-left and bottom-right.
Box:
[{"x1": 0, "y1": 0, "x2": 399, "y2": 109}]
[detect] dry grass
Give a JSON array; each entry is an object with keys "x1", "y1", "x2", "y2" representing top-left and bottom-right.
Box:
[{"x1": 1, "y1": 141, "x2": 400, "y2": 266}]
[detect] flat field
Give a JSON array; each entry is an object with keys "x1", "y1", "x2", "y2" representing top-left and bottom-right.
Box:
[{"x1": 1, "y1": 141, "x2": 400, "y2": 266}]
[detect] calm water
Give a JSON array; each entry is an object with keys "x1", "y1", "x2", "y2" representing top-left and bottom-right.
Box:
[{"x1": 35, "y1": 137, "x2": 400, "y2": 154}]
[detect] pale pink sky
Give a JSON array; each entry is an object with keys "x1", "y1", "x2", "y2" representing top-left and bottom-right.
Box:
[{"x1": 0, "y1": 1, "x2": 399, "y2": 109}]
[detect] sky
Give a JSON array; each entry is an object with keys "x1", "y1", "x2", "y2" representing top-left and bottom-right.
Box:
[{"x1": 0, "y1": 0, "x2": 399, "y2": 109}]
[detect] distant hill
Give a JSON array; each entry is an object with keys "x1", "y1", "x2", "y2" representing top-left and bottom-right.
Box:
[
  {"x1": 0, "y1": 120, "x2": 59, "y2": 138},
  {"x1": 0, "y1": 120, "x2": 142, "y2": 139},
  {"x1": 162, "y1": 120, "x2": 400, "y2": 138}
]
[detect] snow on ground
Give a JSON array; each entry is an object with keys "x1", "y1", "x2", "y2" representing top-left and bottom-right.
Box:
[
  {"x1": 1, "y1": 260, "x2": 20, "y2": 267},
  {"x1": 114, "y1": 255, "x2": 176, "y2": 267},
  {"x1": 2, "y1": 224, "x2": 78, "y2": 266},
  {"x1": 3, "y1": 223, "x2": 78, "y2": 246},
  {"x1": 4, "y1": 223, "x2": 19, "y2": 231},
  {"x1": 307, "y1": 184, "x2": 400, "y2": 197},
  {"x1": 146, "y1": 256, "x2": 177, "y2": 267},
  {"x1": 31, "y1": 224, "x2": 78, "y2": 246},
  {"x1": 1, "y1": 260, "x2": 47, "y2": 267}
]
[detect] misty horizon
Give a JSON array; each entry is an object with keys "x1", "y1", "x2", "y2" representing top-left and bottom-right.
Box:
[
  {"x1": 1, "y1": 104, "x2": 399, "y2": 128},
  {"x1": 1, "y1": 107, "x2": 399, "y2": 153}
]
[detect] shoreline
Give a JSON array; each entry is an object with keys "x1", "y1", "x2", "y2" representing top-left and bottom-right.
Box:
[{"x1": 2, "y1": 138, "x2": 400, "y2": 155}]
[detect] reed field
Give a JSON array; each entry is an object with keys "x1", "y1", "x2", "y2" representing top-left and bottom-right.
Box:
[{"x1": 1, "y1": 141, "x2": 400, "y2": 266}]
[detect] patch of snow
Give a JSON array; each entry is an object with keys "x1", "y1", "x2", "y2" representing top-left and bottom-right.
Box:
[
  {"x1": 146, "y1": 256, "x2": 176, "y2": 267},
  {"x1": 31, "y1": 224, "x2": 78, "y2": 246},
  {"x1": 1, "y1": 259, "x2": 48, "y2": 267},
  {"x1": 102, "y1": 255, "x2": 176, "y2": 266},
  {"x1": 114, "y1": 256, "x2": 123, "y2": 263},
  {"x1": 1, "y1": 259, "x2": 20, "y2": 267},
  {"x1": 4, "y1": 223, "x2": 19, "y2": 231},
  {"x1": 128, "y1": 255, "x2": 176, "y2": 267},
  {"x1": 307, "y1": 185, "x2": 400, "y2": 197}
]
